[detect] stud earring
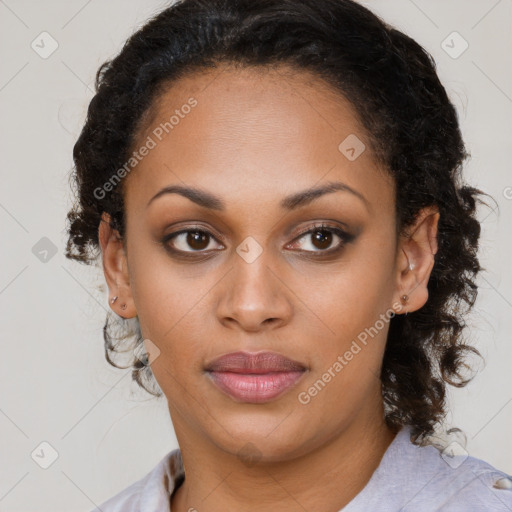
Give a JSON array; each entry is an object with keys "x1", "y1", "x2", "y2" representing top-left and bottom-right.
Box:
[
  {"x1": 400, "y1": 294, "x2": 409, "y2": 316},
  {"x1": 110, "y1": 296, "x2": 118, "y2": 304},
  {"x1": 409, "y1": 263, "x2": 415, "y2": 271}
]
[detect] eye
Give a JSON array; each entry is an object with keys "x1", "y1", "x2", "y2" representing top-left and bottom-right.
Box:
[
  {"x1": 162, "y1": 227, "x2": 224, "y2": 253},
  {"x1": 286, "y1": 223, "x2": 353, "y2": 255},
  {"x1": 160, "y1": 222, "x2": 354, "y2": 258}
]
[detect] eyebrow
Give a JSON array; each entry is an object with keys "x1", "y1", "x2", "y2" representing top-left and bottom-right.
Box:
[{"x1": 146, "y1": 180, "x2": 369, "y2": 211}]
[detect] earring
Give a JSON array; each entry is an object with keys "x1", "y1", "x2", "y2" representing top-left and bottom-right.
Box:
[
  {"x1": 409, "y1": 263, "x2": 415, "y2": 271},
  {"x1": 401, "y1": 294, "x2": 409, "y2": 316},
  {"x1": 110, "y1": 295, "x2": 127, "y2": 312}
]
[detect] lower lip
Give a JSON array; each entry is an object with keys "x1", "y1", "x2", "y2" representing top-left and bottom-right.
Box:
[{"x1": 206, "y1": 370, "x2": 306, "y2": 403}]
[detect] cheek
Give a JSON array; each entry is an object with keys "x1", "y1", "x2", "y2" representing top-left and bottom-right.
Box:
[
  {"x1": 294, "y1": 239, "x2": 396, "y2": 395},
  {"x1": 304, "y1": 252, "x2": 394, "y2": 345},
  {"x1": 295, "y1": 273, "x2": 391, "y2": 418},
  {"x1": 126, "y1": 236, "x2": 210, "y2": 376}
]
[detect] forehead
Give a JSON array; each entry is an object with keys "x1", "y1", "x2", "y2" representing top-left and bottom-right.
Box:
[{"x1": 124, "y1": 63, "x2": 393, "y2": 214}]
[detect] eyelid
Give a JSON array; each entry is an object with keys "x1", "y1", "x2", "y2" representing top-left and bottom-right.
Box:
[
  {"x1": 161, "y1": 224, "x2": 225, "y2": 251},
  {"x1": 292, "y1": 222, "x2": 348, "y2": 239},
  {"x1": 285, "y1": 223, "x2": 353, "y2": 251}
]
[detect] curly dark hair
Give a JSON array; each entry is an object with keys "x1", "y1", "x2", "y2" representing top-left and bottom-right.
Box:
[{"x1": 65, "y1": 0, "x2": 496, "y2": 442}]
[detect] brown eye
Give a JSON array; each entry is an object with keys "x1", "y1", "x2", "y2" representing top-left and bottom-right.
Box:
[
  {"x1": 310, "y1": 229, "x2": 333, "y2": 250},
  {"x1": 287, "y1": 224, "x2": 354, "y2": 256},
  {"x1": 186, "y1": 231, "x2": 210, "y2": 250},
  {"x1": 162, "y1": 229, "x2": 223, "y2": 253}
]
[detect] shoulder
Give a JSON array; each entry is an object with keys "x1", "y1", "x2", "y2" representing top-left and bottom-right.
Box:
[
  {"x1": 343, "y1": 426, "x2": 512, "y2": 512},
  {"x1": 88, "y1": 448, "x2": 184, "y2": 512},
  {"x1": 404, "y1": 435, "x2": 512, "y2": 511}
]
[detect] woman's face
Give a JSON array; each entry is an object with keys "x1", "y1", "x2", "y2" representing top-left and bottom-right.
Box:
[{"x1": 101, "y1": 64, "x2": 437, "y2": 462}]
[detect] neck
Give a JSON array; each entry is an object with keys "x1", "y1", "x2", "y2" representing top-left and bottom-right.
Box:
[{"x1": 170, "y1": 406, "x2": 397, "y2": 512}]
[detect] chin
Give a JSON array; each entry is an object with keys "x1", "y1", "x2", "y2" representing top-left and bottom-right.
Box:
[{"x1": 206, "y1": 413, "x2": 317, "y2": 464}]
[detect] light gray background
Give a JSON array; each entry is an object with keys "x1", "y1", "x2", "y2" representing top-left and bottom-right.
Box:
[{"x1": 0, "y1": 1, "x2": 510, "y2": 511}]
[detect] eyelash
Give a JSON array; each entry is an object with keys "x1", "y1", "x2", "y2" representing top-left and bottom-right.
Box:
[{"x1": 160, "y1": 223, "x2": 354, "y2": 259}]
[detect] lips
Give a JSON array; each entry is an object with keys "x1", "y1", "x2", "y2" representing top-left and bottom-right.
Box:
[
  {"x1": 205, "y1": 351, "x2": 307, "y2": 403},
  {"x1": 205, "y1": 351, "x2": 306, "y2": 373}
]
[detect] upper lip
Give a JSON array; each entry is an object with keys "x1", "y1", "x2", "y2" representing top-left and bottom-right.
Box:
[{"x1": 205, "y1": 351, "x2": 307, "y2": 373}]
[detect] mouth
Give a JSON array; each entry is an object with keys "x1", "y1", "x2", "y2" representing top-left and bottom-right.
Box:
[{"x1": 204, "y1": 351, "x2": 307, "y2": 403}]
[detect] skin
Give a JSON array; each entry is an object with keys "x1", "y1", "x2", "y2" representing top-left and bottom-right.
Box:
[{"x1": 98, "y1": 63, "x2": 439, "y2": 512}]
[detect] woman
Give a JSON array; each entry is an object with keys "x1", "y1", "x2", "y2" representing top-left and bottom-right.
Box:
[{"x1": 65, "y1": 0, "x2": 512, "y2": 510}]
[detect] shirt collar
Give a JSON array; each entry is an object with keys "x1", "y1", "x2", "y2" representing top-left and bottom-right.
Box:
[{"x1": 138, "y1": 448, "x2": 185, "y2": 511}]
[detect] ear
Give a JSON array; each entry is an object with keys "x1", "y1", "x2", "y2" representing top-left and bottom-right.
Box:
[
  {"x1": 393, "y1": 206, "x2": 440, "y2": 315},
  {"x1": 98, "y1": 212, "x2": 137, "y2": 319}
]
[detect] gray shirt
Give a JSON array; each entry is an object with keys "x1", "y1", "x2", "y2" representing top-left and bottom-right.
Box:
[{"x1": 91, "y1": 425, "x2": 512, "y2": 511}]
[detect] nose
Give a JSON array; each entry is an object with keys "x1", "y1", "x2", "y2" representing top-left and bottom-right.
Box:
[{"x1": 215, "y1": 249, "x2": 293, "y2": 333}]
